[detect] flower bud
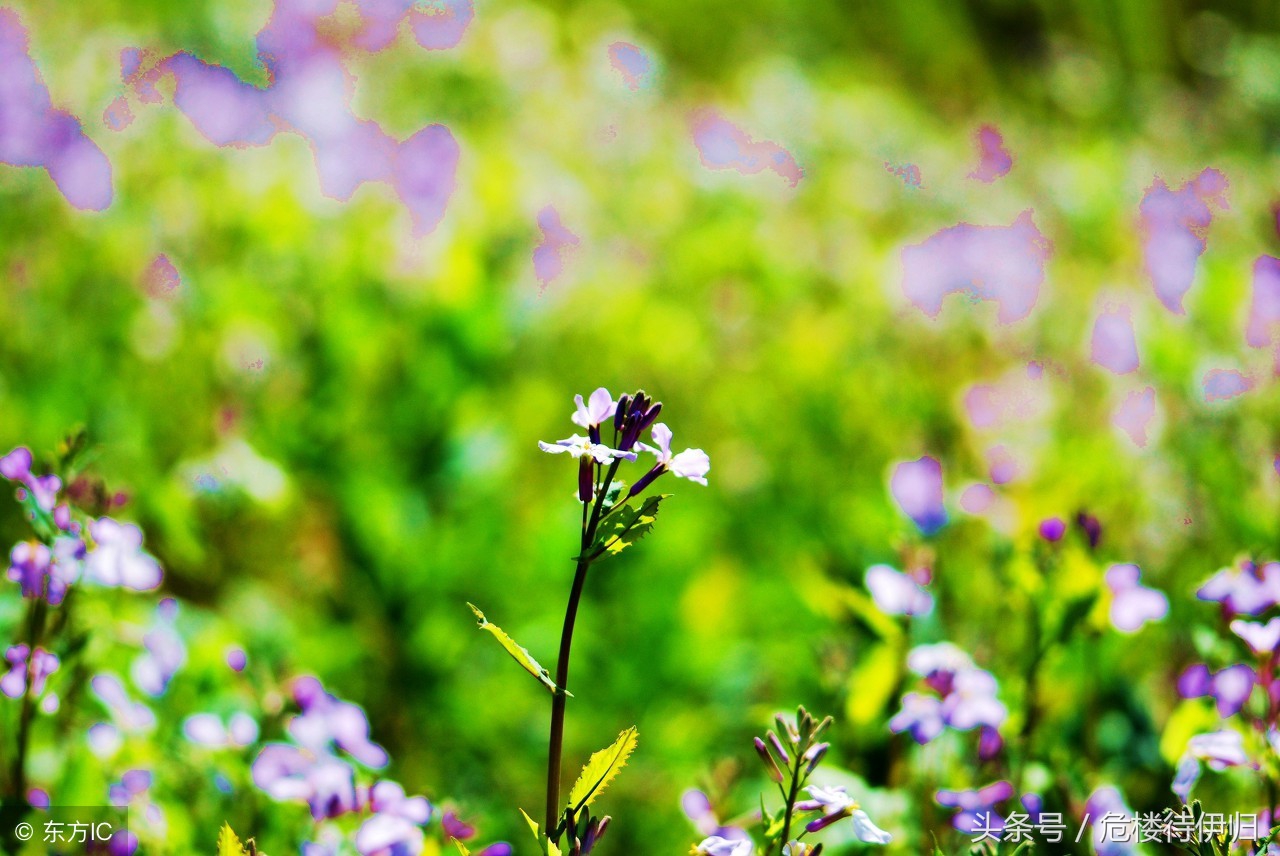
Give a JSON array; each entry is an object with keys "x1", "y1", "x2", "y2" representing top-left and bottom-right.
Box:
[
  {"x1": 767, "y1": 730, "x2": 791, "y2": 766},
  {"x1": 803, "y1": 741, "x2": 829, "y2": 774},
  {"x1": 754, "y1": 737, "x2": 784, "y2": 783}
]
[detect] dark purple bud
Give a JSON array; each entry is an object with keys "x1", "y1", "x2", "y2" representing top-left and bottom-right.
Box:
[
  {"x1": 1038, "y1": 517, "x2": 1066, "y2": 542},
  {"x1": 625, "y1": 464, "x2": 664, "y2": 499},
  {"x1": 767, "y1": 730, "x2": 791, "y2": 765},
  {"x1": 803, "y1": 741, "x2": 829, "y2": 774},
  {"x1": 1076, "y1": 511, "x2": 1102, "y2": 549},
  {"x1": 578, "y1": 458, "x2": 594, "y2": 503},
  {"x1": 588, "y1": 424, "x2": 601, "y2": 445},
  {"x1": 614, "y1": 396, "x2": 630, "y2": 431},
  {"x1": 754, "y1": 737, "x2": 784, "y2": 783},
  {"x1": 638, "y1": 402, "x2": 662, "y2": 432},
  {"x1": 977, "y1": 726, "x2": 1003, "y2": 761}
]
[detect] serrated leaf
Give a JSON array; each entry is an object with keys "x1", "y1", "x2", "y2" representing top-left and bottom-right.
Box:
[
  {"x1": 566, "y1": 726, "x2": 638, "y2": 813},
  {"x1": 468, "y1": 603, "x2": 569, "y2": 697},
  {"x1": 218, "y1": 824, "x2": 245, "y2": 856},
  {"x1": 519, "y1": 808, "x2": 563, "y2": 856},
  {"x1": 582, "y1": 495, "x2": 666, "y2": 563}
]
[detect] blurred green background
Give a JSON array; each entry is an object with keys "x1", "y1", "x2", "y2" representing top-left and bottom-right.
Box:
[{"x1": 6, "y1": 0, "x2": 1280, "y2": 852}]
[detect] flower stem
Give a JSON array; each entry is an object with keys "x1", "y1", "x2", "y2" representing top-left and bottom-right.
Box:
[
  {"x1": 779, "y1": 749, "x2": 802, "y2": 852},
  {"x1": 544, "y1": 459, "x2": 620, "y2": 839},
  {"x1": 12, "y1": 597, "x2": 46, "y2": 802}
]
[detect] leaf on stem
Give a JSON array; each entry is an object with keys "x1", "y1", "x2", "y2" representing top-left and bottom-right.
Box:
[
  {"x1": 453, "y1": 839, "x2": 472, "y2": 855},
  {"x1": 581, "y1": 495, "x2": 667, "y2": 563},
  {"x1": 520, "y1": 807, "x2": 564, "y2": 856},
  {"x1": 566, "y1": 726, "x2": 638, "y2": 813},
  {"x1": 468, "y1": 604, "x2": 569, "y2": 697},
  {"x1": 217, "y1": 824, "x2": 262, "y2": 856}
]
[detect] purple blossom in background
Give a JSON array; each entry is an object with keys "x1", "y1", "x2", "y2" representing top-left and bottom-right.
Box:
[
  {"x1": 1105, "y1": 564, "x2": 1168, "y2": 632},
  {"x1": 1202, "y1": 368, "x2": 1254, "y2": 403},
  {"x1": 1172, "y1": 755, "x2": 1200, "y2": 802},
  {"x1": 607, "y1": 42, "x2": 654, "y2": 91},
  {"x1": 1197, "y1": 561, "x2": 1280, "y2": 615},
  {"x1": 288, "y1": 676, "x2": 389, "y2": 768},
  {"x1": 906, "y1": 642, "x2": 975, "y2": 692},
  {"x1": 1090, "y1": 306, "x2": 1140, "y2": 374},
  {"x1": 132, "y1": 598, "x2": 186, "y2": 696},
  {"x1": 1231, "y1": 617, "x2": 1280, "y2": 656},
  {"x1": 90, "y1": 674, "x2": 156, "y2": 732},
  {"x1": 1187, "y1": 730, "x2": 1251, "y2": 769},
  {"x1": 682, "y1": 789, "x2": 751, "y2": 842},
  {"x1": 900, "y1": 211, "x2": 1052, "y2": 324},
  {"x1": 865, "y1": 564, "x2": 934, "y2": 616},
  {"x1": 532, "y1": 206, "x2": 580, "y2": 291},
  {"x1": 1085, "y1": 786, "x2": 1137, "y2": 856},
  {"x1": 8, "y1": 539, "x2": 79, "y2": 605},
  {"x1": 1038, "y1": 517, "x2": 1066, "y2": 542},
  {"x1": 87, "y1": 722, "x2": 123, "y2": 758},
  {"x1": 940, "y1": 669, "x2": 1008, "y2": 731},
  {"x1": 183, "y1": 712, "x2": 259, "y2": 748},
  {"x1": 0, "y1": 644, "x2": 58, "y2": 698},
  {"x1": 690, "y1": 109, "x2": 803, "y2": 187},
  {"x1": 0, "y1": 11, "x2": 113, "y2": 210},
  {"x1": 226, "y1": 647, "x2": 247, "y2": 672},
  {"x1": 1112, "y1": 385, "x2": 1156, "y2": 448},
  {"x1": 84, "y1": 518, "x2": 162, "y2": 591},
  {"x1": 888, "y1": 692, "x2": 945, "y2": 744},
  {"x1": 254, "y1": 744, "x2": 360, "y2": 820},
  {"x1": 0, "y1": 446, "x2": 63, "y2": 511},
  {"x1": 355, "y1": 780, "x2": 432, "y2": 856},
  {"x1": 1247, "y1": 255, "x2": 1280, "y2": 349},
  {"x1": 968, "y1": 125, "x2": 1013, "y2": 182},
  {"x1": 936, "y1": 780, "x2": 1013, "y2": 835},
  {"x1": 1178, "y1": 662, "x2": 1255, "y2": 717},
  {"x1": 889, "y1": 456, "x2": 947, "y2": 535},
  {"x1": 1140, "y1": 168, "x2": 1228, "y2": 314}
]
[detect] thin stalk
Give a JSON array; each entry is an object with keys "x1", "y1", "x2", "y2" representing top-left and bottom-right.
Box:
[
  {"x1": 779, "y1": 748, "x2": 802, "y2": 853},
  {"x1": 544, "y1": 459, "x2": 620, "y2": 838},
  {"x1": 12, "y1": 597, "x2": 46, "y2": 801}
]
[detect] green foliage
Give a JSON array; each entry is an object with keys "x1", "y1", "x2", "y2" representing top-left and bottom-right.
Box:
[
  {"x1": 217, "y1": 824, "x2": 261, "y2": 856},
  {"x1": 580, "y1": 495, "x2": 668, "y2": 564},
  {"x1": 566, "y1": 726, "x2": 638, "y2": 813},
  {"x1": 468, "y1": 603, "x2": 567, "y2": 696}
]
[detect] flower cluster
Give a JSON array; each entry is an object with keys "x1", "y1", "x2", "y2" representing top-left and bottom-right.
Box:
[
  {"x1": 889, "y1": 642, "x2": 1007, "y2": 746},
  {"x1": 690, "y1": 708, "x2": 890, "y2": 856},
  {"x1": 540, "y1": 387, "x2": 709, "y2": 502}
]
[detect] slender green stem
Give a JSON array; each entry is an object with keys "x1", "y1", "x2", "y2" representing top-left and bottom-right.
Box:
[
  {"x1": 779, "y1": 748, "x2": 802, "y2": 852},
  {"x1": 544, "y1": 459, "x2": 620, "y2": 839},
  {"x1": 12, "y1": 597, "x2": 46, "y2": 802}
]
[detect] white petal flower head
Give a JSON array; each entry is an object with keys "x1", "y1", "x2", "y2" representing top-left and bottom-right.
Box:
[
  {"x1": 850, "y1": 809, "x2": 893, "y2": 844},
  {"x1": 1230, "y1": 617, "x2": 1280, "y2": 656},
  {"x1": 906, "y1": 642, "x2": 975, "y2": 677},
  {"x1": 640, "y1": 423, "x2": 710, "y2": 485},
  {"x1": 85, "y1": 518, "x2": 162, "y2": 591},
  {"x1": 538, "y1": 435, "x2": 636, "y2": 464},
  {"x1": 572, "y1": 388, "x2": 618, "y2": 429},
  {"x1": 693, "y1": 836, "x2": 753, "y2": 856}
]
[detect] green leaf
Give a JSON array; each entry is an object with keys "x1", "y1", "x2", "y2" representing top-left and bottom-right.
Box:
[
  {"x1": 453, "y1": 839, "x2": 472, "y2": 856},
  {"x1": 218, "y1": 824, "x2": 260, "y2": 856},
  {"x1": 1052, "y1": 591, "x2": 1098, "y2": 646},
  {"x1": 519, "y1": 808, "x2": 563, "y2": 856},
  {"x1": 566, "y1": 726, "x2": 638, "y2": 813},
  {"x1": 468, "y1": 603, "x2": 569, "y2": 697},
  {"x1": 582, "y1": 495, "x2": 667, "y2": 563}
]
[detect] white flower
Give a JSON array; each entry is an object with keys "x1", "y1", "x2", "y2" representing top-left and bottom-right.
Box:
[
  {"x1": 538, "y1": 435, "x2": 636, "y2": 464},
  {"x1": 637, "y1": 423, "x2": 710, "y2": 485},
  {"x1": 1230, "y1": 617, "x2": 1280, "y2": 655},
  {"x1": 85, "y1": 518, "x2": 162, "y2": 591},
  {"x1": 850, "y1": 809, "x2": 893, "y2": 844},
  {"x1": 693, "y1": 835, "x2": 753, "y2": 856},
  {"x1": 571, "y1": 388, "x2": 618, "y2": 429}
]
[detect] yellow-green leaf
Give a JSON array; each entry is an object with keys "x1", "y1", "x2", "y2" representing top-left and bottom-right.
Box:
[
  {"x1": 519, "y1": 808, "x2": 563, "y2": 856},
  {"x1": 453, "y1": 839, "x2": 472, "y2": 856},
  {"x1": 468, "y1": 603, "x2": 569, "y2": 697},
  {"x1": 566, "y1": 726, "x2": 638, "y2": 813},
  {"x1": 218, "y1": 824, "x2": 246, "y2": 856},
  {"x1": 583, "y1": 495, "x2": 666, "y2": 562}
]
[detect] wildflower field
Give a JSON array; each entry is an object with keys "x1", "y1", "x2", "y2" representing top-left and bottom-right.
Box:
[{"x1": 3, "y1": 1, "x2": 1280, "y2": 854}]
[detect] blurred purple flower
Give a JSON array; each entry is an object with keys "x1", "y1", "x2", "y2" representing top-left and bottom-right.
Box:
[
  {"x1": 693, "y1": 837, "x2": 753, "y2": 856},
  {"x1": 1085, "y1": 786, "x2": 1137, "y2": 856},
  {"x1": 226, "y1": 647, "x2": 248, "y2": 672},
  {"x1": 132, "y1": 599, "x2": 186, "y2": 696},
  {"x1": 936, "y1": 781, "x2": 1013, "y2": 835},
  {"x1": 978, "y1": 726, "x2": 1004, "y2": 761},
  {"x1": 682, "y1": 789, "x2": 750, "y2": 841},
  {"x1": 84, "y1": 518, "x2": 162, "y2": 591},
  {"x1": 1231, "y1": 617, "x2": 1280, "y2": 656},
  {"x1": 253, "y1": 743, "x2": 359, "y2": 820},
  {"x1": 865, "y1": 564, "x2": 933, "y2": 616},
  {"x1": 8, "y1": 538, "x2": 80, "y2": 605},
  {"x1": 1105, "y1": 564, "x2": 1168, "y2": 632},
  {"x1": 183, "y1": 712, "x2": 259, "y2": 748},
  {"x1": 1140, "y1": 169, "x2": 1227, "y2": 314},
  {"x1": 0, "y1": 644, "x2": 57, "y2": 698},
  {"x1": 941, "y1": 669, "x2": 1008, "y2": 731},
  {"x1": 889, "y1": 692, "x2": 945, "y2": 744},
  {"x1": 1178, "y1": 663, "x2": 1255, "y2": 717},
  {"x1": 1038, "y1": 517, "x2": 1066, "y2": 542},
  {"x1": 795, "y1": 785, "x2": 891, "y2": 842},
  {"x1": 1197, "y1": 561, "x2": 1280, "y2": 616},
  {"x1": 90, "y1": 674, "x2": 156, "y2": 732},
  {"x1": 1172, "y1": 755, "x2": 1200, "y2": 802},
  {"x1": 889, "y1": 456, "x2": 947, "y2": 535},
  {"x1": 288, "y1": 676, "x2": 388, "y2": 768},
  {"x1": 1187, "y1": 730, "x2": 1250, "y2": 770},
  {"x1": 0, "y1": 447, "x2": 63, "y2": 511},
  {"x1": 1076, "y1": 512, "x2": 1102, "y2": 549}
]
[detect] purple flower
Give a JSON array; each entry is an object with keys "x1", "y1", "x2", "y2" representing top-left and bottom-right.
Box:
[
  {"x1": 936, "y1": 780, "x2": 1013, "y2": 835},
  {"x1": 7, "y1": 538, "x2": 81, "y2": 605},
  {"x1": 1197, "y1": 561, "x2": 1280, "y2": 615},
  {"x1": 368, "y1": 780, "x2": 431, "y2": 823},
  {"x1": 889, "y1": 456, "x2": 947, "y2": 535},
  {"x1": 1076, "y1": 512, "x2": 1102, "y2": 549},
  {"x1": 795, "y1": 785, "x2": 891, "y2": 842},
  {"x1": 572, "y1": 388, "x2": 619, "y2": 443},
  {"x1": 614, "y1": 391, "x2": 663, "y2": 452},
  {"x1": 132, "y1": 599, "x2": 186, "y2": 696},
  {"x1": 1231, "y1": 617, "x2": 1280, "y2": 656},
  {"x1": 226, "y1": 647, "x2": 248, "y2": 672},
  {"x1": 889, "y1": 692, "x2": 945, "y2": 744},
  {"x1": 1178, "y1": 663, "x2": 1255, "y2": 717},
  {"x1": 84, "y1": 518, "x2": 162, "y2": 591},
  {"x1": 1085, "y1": 786, "x2": 1137, "y2": 856},
  {"x1": 865, "y1": 564, "x2": 934, "y2": 616},
  {"x1": 0, "y1": 447, "x2": 62, "y2": 511},
  {"x1": 693, "y1": 837, "x2": 753, "y2": 856},
  {"x1": 1187, "y1": 730, "x2": 1250, "y2": 769},
  {"x1": 90, "y1": 674, "x2": 156, "y2": 732},
  {"x1": 940, "y1": 669, "x2": 1008, "y2": 731},
  {"x1": 628, "y1": 423, "x2": 710, "y2": 497},
  {"x1": 183, "y1": 712, "x2": 259, "y2": 747},
  {"x1": 355, "y1": 812, "x2": 424, "y2": 856},
  {"x1": 978, "y1": 726, "x2": 1004, "y2": 761},
  {"x1": 288, "y1": 676, "x2": 389, "y2": 768},
  {"x1": 906, "y1": 642, "x2": 974, "y2": 690},
  {"x1": 253, "y1": 743, "x2": 360, "y2": 820},
  {"x1": 1172, "y1": 755, "x2": 1200, "y2": 802},
  {"x1": 0, "y1": 644, "x2": 58, "y2": 698},
  {"x1": 1106, "y1": 564, "x2": 1168, "y2": 632},
  {"x1": 681, "y1": 789, "x2": 750, "y2": 842},
  {"x1": 1038, "y1": 517, "x2": 1066, "y2": 542}
]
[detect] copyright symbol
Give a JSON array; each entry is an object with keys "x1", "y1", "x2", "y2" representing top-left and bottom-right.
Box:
[{"x1": 14, "y1": 822, "x2": 32, "y2": 841}]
